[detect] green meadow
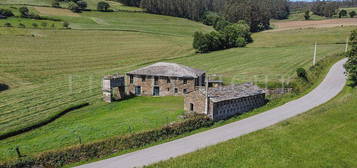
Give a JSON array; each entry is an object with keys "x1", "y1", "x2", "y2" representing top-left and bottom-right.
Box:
[
  {"x1": 0, "y1": 96, "x2": 183, "y2": 161},
  {"x1": 0, "y1": 2, "x2": 355, "y2": 162},
  {"x1": 149, "y1": 86, "x2": 357, "y2": 168}
]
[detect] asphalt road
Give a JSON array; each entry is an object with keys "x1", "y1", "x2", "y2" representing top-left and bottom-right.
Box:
[{"x1": 78, "y1": 59, "x2": 347, "y2": 168}]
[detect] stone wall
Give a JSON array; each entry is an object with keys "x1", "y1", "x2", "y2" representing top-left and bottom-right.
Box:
[
  {"x1": 127, "y1": 75, "x2": 202, "y2": 96},
  {"x1": 211, "y1": 94, "x2": 266, "y2": 121},
  {"x1": 184, "y1": 90, "x2": 206, "y2": 114}
]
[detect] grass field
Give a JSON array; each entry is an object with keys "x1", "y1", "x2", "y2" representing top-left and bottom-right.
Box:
[
  {"x1": 149, "y1": 86, "x2": 357, "y2": 168},
  {"x1": 0, "y1": 96, "x2": 183, "y2": 161},
  {"x1": 0, "y1": 0, "x2": 143, "y2": 11},
  {"x1": 0, "y1": 2, "x2": 356, "y2": 162}
]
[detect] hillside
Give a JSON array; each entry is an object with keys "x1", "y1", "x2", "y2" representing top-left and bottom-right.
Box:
[
  {"x1": 149, "y1": 86, "x2": 357, "y2": 168},
  {"x1": 0, "y1": 2, "x2": 356, "y2": 163}
]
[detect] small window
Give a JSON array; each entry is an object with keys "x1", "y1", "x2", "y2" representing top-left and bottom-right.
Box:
[
  {"x1": 135, "y1": 86, "x2": 141, "y2": 95},
  {"x1": 142, "y1": 76, "x2": 146, "y2": 82},
  {"x1": 183, "y1": 79, "x2": 187, "y2": 84},
  {"x1": 190, "y1": 103, "x2": 194, "y2": 111},
  {"x1": 183, "y1": 89, "x2": 188, "y2": 94},
  {"x1": 167, "y1": 78, "x2": 171, "y2": 83},
  {"x1": 167, "y1": 88, "x2": 170, "y2": 91},
  {"x1": 174, "y1": 88, "x2": 178, "y2": 93},
  {"x1": 154, "y1": 76, "x2": 159, "y2": 85},
  {"x1": 130, "y1": 75, "x2": 134, "y2": 84}
]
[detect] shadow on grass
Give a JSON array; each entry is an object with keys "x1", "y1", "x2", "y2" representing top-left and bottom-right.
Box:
[{"x1": 0, "y1": 83, "x2": 9, "y2": 92}]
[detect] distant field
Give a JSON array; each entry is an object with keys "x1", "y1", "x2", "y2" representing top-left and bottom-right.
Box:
[
  {"x1": 0, "y1": 0, "x2": 143, "y2": 11},
  {"x1": 270, "y1": 18, "x2": 357, "y2": 32},
  {"x1": 0, "y1": 96, "x2": 183, "y2": 161},
  {"x1": 149, "y1": 87, "x2": 357, "y2": 168}
]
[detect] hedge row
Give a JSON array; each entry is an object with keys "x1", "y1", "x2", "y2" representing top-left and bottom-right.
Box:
[{"x1": 0, "y1": 115, "x2": 213, "y2": 168}]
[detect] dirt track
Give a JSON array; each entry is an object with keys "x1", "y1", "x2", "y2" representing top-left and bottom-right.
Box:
[{"x1": 269, "y1": 18, "x2": 357, "y2": 32}]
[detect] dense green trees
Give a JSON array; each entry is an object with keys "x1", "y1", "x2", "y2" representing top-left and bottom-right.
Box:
[
  {"x1": 19, "y1": 7, "x2": 30, "y2": 17},
  {"x1": 339, "y1": 9, "x2": 347, "y2": 18},
  {"x1": 116, "y1": 0, "x2": 142, "y2": 7},
  {"x1": 349, "y1": 11, "x2": 356, "y2": 18},
  {"x1": 97, "y1": 1, "x2": 111, "y2": 12},
  {"x1": 193, "y1": 21, "x2": 252, "y2": 53},
  {"x1": 140, "y1": 0, "x2": 289, "y2": 32},
  {"x1": 0, "y1": 9, "x2": 14, "y2": 18},
  {"x1": 311, "y1": 1, "x2": 338, "y2": 17},
  {"x1": 345, "y1": 29, "x2": 357, "y2": 86},
  {"x1": 304, "y1": 10, "x2": 310, "y2": 20}
]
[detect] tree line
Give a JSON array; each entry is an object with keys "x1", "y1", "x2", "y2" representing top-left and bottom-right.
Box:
[{"x1": 118, "y1": 0, "x2": 289, "y2": 32}]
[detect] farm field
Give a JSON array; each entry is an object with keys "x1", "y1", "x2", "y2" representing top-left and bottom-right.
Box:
[
  {"x1": 0, "y1": 2, "x2": 356, "y2": 163},
  {"x1": 0, "y1": 0, "x2": 143, "y2": 11},
  {"x1": 0, "y1": 96, "x2": 183, "y2": 161},
  {"x1": 149, "y1": 86, "x2": 357, "y2": 168}
]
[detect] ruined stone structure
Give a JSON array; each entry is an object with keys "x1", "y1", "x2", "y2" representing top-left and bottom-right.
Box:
[
  {"x1": 126, "y1": 62, "x2": 206, "y2": 96},
  {"x1": 102, "y1": 74, "x2": 125, "y2": 103},
  {"x1": 184, "y1": 83, "x2": 266, "y2": 121}
]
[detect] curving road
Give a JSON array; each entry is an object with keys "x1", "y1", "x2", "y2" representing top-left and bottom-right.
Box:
[{"x1": 78, "y1": 59, "x2": 347, "y2": 168}]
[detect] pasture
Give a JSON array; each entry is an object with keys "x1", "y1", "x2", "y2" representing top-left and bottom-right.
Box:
[
  {"x1": 0, "y1": 0, "x2": 143, "y2": 11},
  {"x1": 0, "y1": 96, "x2": 183, "y2": 161},
  {"x1": 149, "y1": 86, "x2": 357, "y2": 168},
  {"x1": 0, "y1": 3, "x2": 355, "y2": 162}
]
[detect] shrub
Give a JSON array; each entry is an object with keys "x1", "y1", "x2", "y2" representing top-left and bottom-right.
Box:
[
  {"x1": 97, "y1": 1, "x2": 110, "y2": 12},
  {"x1": 349, "y1": 11, "x2": 356, "y2": 18},
  {"x1": 0, "y1": 9, "x2": 14, "y2": 17},
  {"x1": 304, "y1": 10, "x2": 310, "y2": 20},
  {"x1": 296, "y1": 67, "x2": 308, "y2": 81},
  {"x1": 344, "y1": 29, "x2": 357, "y2": 86},
  {"x1": 213, "y1": 17, "x2": 231, "y2": 32},
  {"x1": 193, "y1": 21, "x2": 252, "y2": 53},
  {"x1": 63, "y1": 21, "x2": 69, "y2": 28},
  {"x1": 4, "y1": 22, "x2": 12, "y2": 27},
  {"x1": 339, "y1": 9, "x2": 347, "y2": 18},
  {"x1": 18, "y1": 23, "x2": 25, "y2": 28},
  {"x1": 76, "y1": 0, "x2": 88, "y2": 10},
  {"x1": 202, "y1": 12, "x2": 220, "y2": 26},
  {"x1": 41, "y1": 22, "x2": 48, "y2": 28},
  {"x1": 19, "y1": 7, "x2": 30, "y2": 18},
  {"x1": 0, "y1": 115, "x2": 212, "y2": 168},
  {"x1": 68, "y1": 2, "x2": 81, "y2": 13},
  {"x1": 52, "y1": 1, "x2": 60, "y2": 8},
  {"x1": 32, "y1": 23, "x2": 38, "y2": 28},
  {"x1": 222, "y1": 21, "x2": 251, "y2": 48}
]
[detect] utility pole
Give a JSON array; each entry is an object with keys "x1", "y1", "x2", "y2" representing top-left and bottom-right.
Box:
[
  {"x1": 345, "y1": 37, "x2": 349, "y2": 52},
  {"x1": 313, "y1": 41, "x2": 317, "y2": 66},
  {"x1": 205, "y1": 75, "x2": 209, "y2": 115}
]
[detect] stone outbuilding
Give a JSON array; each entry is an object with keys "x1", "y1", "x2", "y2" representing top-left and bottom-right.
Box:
[
  {"x1": 184, "y1": 83, "x2": 266, "y2": 121},
  {"x1": 126, "y1": 62, "x2": 206, "y2": 96}
]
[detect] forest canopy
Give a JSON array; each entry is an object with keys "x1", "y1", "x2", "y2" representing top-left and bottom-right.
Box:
[{"x1": 140, "y1": 0, "x2": 289, "y2": 32}]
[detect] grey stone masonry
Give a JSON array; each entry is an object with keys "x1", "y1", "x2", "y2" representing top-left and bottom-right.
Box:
[
  {"x1": 126, "y1": 62, "x2": 206, "y2": 96},
  {"x1": 102, "y1": 74, "x2": 125, "y2": 103},
  {"x1": 185, "y1": 83, "x2": 266, "y2": 121}
]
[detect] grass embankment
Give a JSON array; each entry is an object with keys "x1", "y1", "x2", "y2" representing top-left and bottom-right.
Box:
[
  {"x1": 149, "y1": 86, "x2": 357, "y2": 168},
  {"x1": 0, "y1": 96, "x2": 184, "y2": 161}
]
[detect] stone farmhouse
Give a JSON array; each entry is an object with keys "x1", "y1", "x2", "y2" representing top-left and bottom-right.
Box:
[
  {"x1": 103, "y1": 62, "x2": 266, "y2": 120},
  {"x1": 126, "y1": 62, "x2": 206, "y2": 96},
  {"x1": 184, "y1": 83, "x2": 266, "y2": 121}
]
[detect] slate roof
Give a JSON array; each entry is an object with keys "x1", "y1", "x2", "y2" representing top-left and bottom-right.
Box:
[
  {"x1": 199, "y1": 83, "x2": 265, "y2": 102},
  {"x1": 127, "y1": 62, "x2": 205, "y2": 78}
]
